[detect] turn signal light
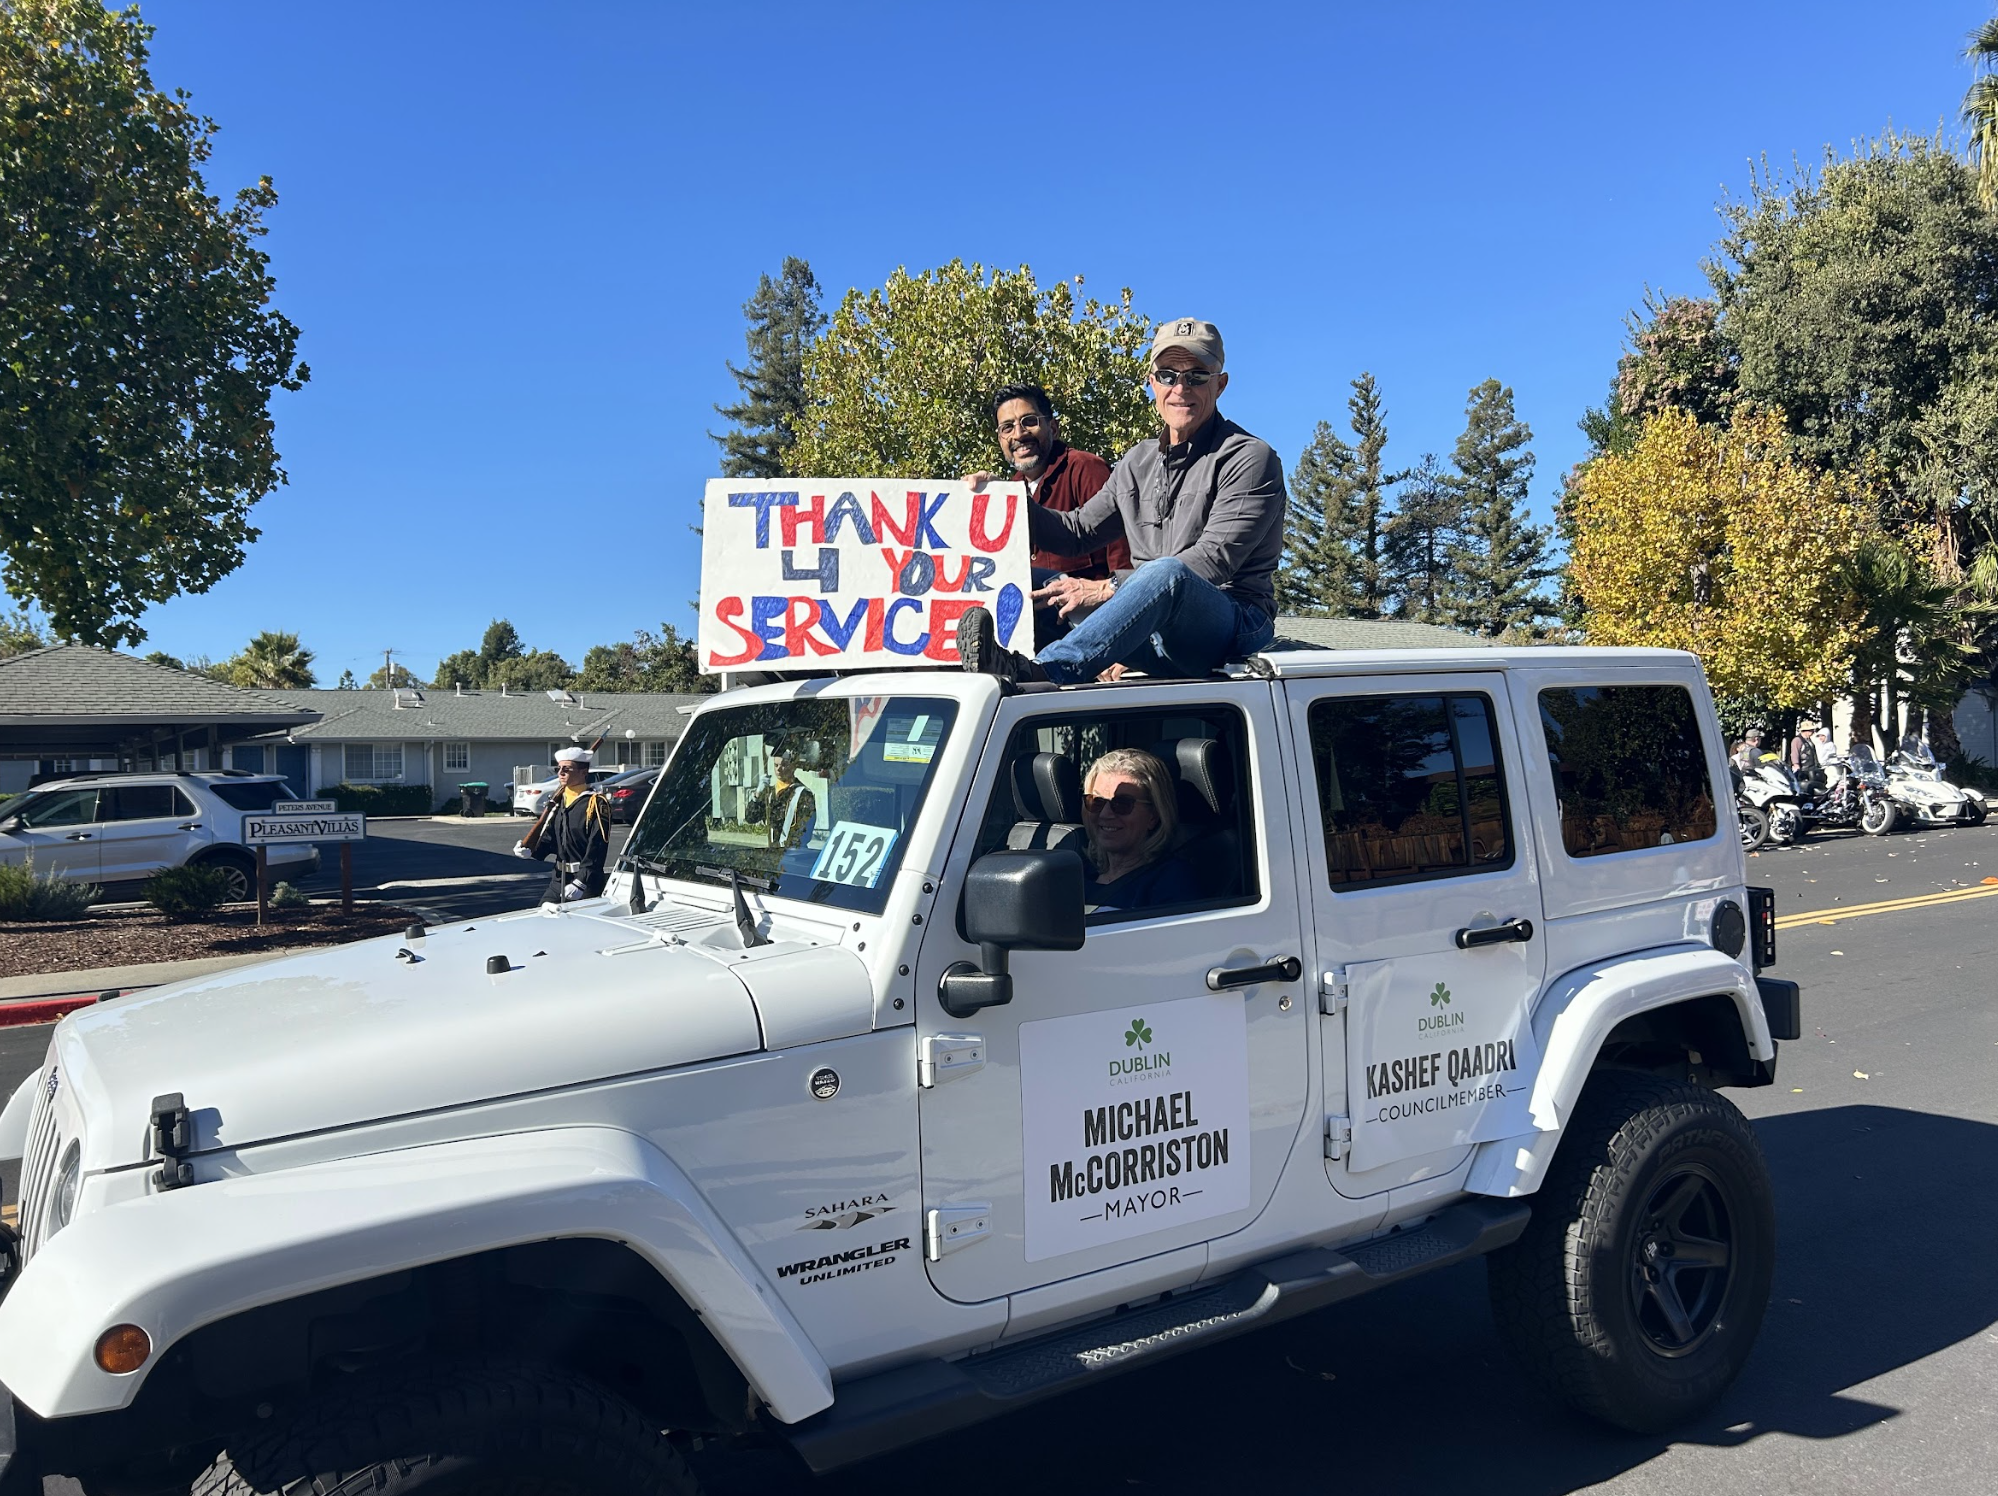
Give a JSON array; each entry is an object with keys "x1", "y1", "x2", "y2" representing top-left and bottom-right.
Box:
[{"x1": 94, "y1": 1324, "x2": 151, "y2": 1374}]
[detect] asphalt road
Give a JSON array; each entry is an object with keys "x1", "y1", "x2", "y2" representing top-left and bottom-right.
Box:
[{"x1": 9, "y1": 820, "x2": 1996, "y2": 1496}]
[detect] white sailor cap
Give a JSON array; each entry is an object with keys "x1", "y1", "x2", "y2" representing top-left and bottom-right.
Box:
[{"x1": 554, "y1": 746, "x2": 594, "y2": 765}]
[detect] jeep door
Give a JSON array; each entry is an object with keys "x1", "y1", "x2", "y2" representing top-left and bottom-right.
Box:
[
  {"x1": 914, "y1": 680, "x2": 1309, "y2": 1305},
  {"x1": 1282, "y1": 672, "x2": 1547, "y2": 1197},
  {"x1": 95, "y1": 783, "x2": 202, "y2": 883},
  {"x1": 0, "y1": 786, "x2": 103, "y2": 881}
]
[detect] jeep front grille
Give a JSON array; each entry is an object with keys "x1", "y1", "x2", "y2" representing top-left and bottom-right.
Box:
[{"x1": 16, "y1": 1062, "x2": 61, "y2": 1263}]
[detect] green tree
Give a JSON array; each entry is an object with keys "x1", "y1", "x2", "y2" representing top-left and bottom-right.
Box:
[
  {"x1": 499, "y1": 649, "x2": 573, "y2": 692},
  {"x1": 575, "y1": 623, "x2": 714, "y2": 694},
  {"x1": 1382, "y1": 454, "x2": 1464, "y2": 624},
  {"x1": 0, "y1": 0, "x2": 308, "y2": 647},
  {"x1": 227, "y1": 629, "x2": 315, "y2": 689},
  {"x1": 336, "y1": 668, "x2": 357, "y2": 690},
  {"x1": 0, "y1": 607, "x2": 47, "y2": 658},
  {"x1": 710, "y1": 257, "x2": 823, "y2": 479},
  {"x1": 1281, "y1": 373, "x2": 1397, "y2": 617},
  {"x1": 1446, "y1": 380, "x2": 1552, "y2": 636},
  {"x1": 365, "y1": 662, "x2": 419, "y2": 689},
  {"x1": 1964, "y1": 17, "x2": 1998, "y2": 210},
  {"x1": 790, "y1": 262, "x2": 1155, "y2": 479},
  {"x1": 142, "y1": 648, "x2": 183, "y2": 670}
]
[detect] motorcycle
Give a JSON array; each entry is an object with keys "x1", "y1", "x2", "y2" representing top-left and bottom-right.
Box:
[
  {"x1": 1736, "y1": 755, "x2": 1808, "y2": 844},
  {"x1": 1736, "y1": 793, "x2": 1770, "y2": 852},
  {"x1": 1812, "y1": 745, "x2": 1899, "y2": 836},
  {"x1": 1886, "y1": 745, "x2": 1986, "y2": 828}
]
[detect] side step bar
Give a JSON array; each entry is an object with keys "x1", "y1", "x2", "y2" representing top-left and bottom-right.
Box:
[{"x1": 782, "y1": 1197, "x2": 1529, "y2": 1472}]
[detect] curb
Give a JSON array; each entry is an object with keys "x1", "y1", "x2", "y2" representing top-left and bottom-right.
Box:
[{"x1": 0, "y1": 993, "x2": 113, "y2": 1028}]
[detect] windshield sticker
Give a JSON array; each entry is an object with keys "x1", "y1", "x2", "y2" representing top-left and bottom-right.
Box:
[
  {"x1": 1342, "y1": 957, "x2": 1544, "y2": 1173},
  {"x1": 810, "y1": 820, "x2": 899, "y2": 887},
  {"x1": 882, "y1": 714, "x2": 938, "y2": 762},
  {"x1": 1019, "y1": 996, "x2": 1251, "y2": 1262}
]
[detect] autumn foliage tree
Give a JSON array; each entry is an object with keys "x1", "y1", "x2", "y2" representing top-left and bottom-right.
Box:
[
  {"x1": 1566, "y1": 408, "x2": 1866, "y2": 706},
  {"x1": 789, "y1": 262, "x2": 1155, "y2": 480}
]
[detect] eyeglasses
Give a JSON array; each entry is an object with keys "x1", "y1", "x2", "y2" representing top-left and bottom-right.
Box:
[
  {"x1": 1151, "y1": 367, "x2": 1215, "y2": 388},
  {"x1": 1084, "y1": 790, "x2": 1152, "y2": 817},
  {"x1": 997, "y1": 413, "x2": 1046, "y2": 437}
]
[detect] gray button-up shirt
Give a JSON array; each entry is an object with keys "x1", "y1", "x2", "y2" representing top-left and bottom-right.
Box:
[{"x1": 1026, "y1": 413, "x2": 1286, "y2": 616}]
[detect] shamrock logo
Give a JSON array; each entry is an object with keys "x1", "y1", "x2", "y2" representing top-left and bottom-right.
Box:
[
  {"x1": 1124, "y1": 1018, "x2": 1154, "y2": 1048},
  {"x1": 1429, "y1": 982, "x2": 1452, "y2": 1008}
]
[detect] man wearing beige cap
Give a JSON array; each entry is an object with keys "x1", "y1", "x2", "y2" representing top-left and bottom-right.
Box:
[{"x1": 959, "y1": 317, "x2": 1285, "y2": 684}]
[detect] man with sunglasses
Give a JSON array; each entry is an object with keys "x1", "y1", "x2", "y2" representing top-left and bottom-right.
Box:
[
  {"x1": 975, "y1": 383, "x2": 1129, "y2": 585},
  {"x1": 513, "y1": 745, "x2": 611, "y2": 902},
  {"x1": 959, "y1": 318, "x2": 1283, "y2": 685}
]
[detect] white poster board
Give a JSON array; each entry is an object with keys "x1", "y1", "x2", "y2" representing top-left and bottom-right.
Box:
[
  {"x1": 698, "y1": 479, "x2": 1033, "y2": 674},
  {"x1": 1019, "y1": 995, "x2": 1251, "y2": 1263}
]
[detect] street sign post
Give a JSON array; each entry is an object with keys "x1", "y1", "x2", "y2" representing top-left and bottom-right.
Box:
[{"x1": 244, "y1": 811, "x2": 367, "y2": 920}]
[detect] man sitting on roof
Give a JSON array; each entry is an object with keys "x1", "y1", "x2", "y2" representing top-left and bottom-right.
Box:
[{"x1": 957, "y1": 318, "x2": 1285, "y2": 685}]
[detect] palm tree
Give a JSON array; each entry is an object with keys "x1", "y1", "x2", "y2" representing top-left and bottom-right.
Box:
[
  {"x1": 1963, "y1": 18, "x2": 1998, "y2": 209},
  {"x1": 231, "y1": 630, "x2": 317, "y2": 690}
]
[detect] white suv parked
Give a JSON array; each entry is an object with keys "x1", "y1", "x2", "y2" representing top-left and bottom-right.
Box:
[
  {"x1": 0, "y1": 771, "x2": 320, "y2": 901},
  {"x1": 0, "y1": 647, "x2": 1800, "y2": 1495}
]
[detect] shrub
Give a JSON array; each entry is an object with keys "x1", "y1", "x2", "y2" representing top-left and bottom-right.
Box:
[
  {"x1": 0, "y1": 862, "x2": 99, "y2": 921},
  {"x1": 269, "y1": 880, "x2": 311, "y2": 910},
  {"x1": 144, "y1": 863, "x2": 232, "y2": 920},
  {"x1": 314, "y1": 782, "x2": 434, "y2": 816},
  {"x1": 1947, "y1": 753, "x2": 1998, "y2": 794}
]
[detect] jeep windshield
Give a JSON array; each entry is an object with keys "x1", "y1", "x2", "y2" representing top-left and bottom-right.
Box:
[{"x1": 624, "y1": 695, "x2": 957, "y2": 914}]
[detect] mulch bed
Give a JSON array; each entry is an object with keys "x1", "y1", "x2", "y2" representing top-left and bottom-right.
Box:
[{"x1": 0, "y1": 903, "x2": 421, "y2": 980}]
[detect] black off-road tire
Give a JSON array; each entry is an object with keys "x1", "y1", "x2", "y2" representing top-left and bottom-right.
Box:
[
  {"x1": 194, "y1": 849, "x2": 257, "y2": 904},
  {"x1": 192, "y1": 1359, "x2": 702, "y2": 1496},
  {"x1": 1487, "y1": 1071, "x2": 1775, "y2": 1433}
]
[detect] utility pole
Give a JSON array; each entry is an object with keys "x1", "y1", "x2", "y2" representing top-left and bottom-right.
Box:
[{"x1": 381, "y1": 647, "x2": 394, "y2": 687}]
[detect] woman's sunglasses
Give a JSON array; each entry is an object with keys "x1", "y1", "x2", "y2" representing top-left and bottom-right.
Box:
[{"x1": 1084, "y1": 790, "x2": 1151, "y2": 817}]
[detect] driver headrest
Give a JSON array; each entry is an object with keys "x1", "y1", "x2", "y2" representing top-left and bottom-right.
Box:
[
  {"x1": 1157, "y1": 737, "x2": 1231, "y2": 824},
  {"x1": 1010, "y1": 752, "x2": 1081, "y2": 825}
]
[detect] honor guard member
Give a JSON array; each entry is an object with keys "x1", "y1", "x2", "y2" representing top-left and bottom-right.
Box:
[
  {"x1": 514, "y1": 746, "x2": 611, "y2": 901},
  {"x1": 743, "y1": 741, "x2": 816, "y2": 850}
]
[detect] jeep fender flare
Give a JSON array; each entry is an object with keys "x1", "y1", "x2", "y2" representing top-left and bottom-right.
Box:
[
  {"x1": 1465, "y1": 943, "x2": 1771, "y2": 1199},
  {"x1": 0, "y1": 1125, "x2": 833, "y2": 1425},
  {"x1": 0, "y1": 1071, "x2": 33, "y2": 1165}
]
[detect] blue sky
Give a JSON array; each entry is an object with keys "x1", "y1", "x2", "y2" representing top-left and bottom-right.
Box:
[{"x1": 85, "y1": 0, "x2": 1993, "y2": 682}]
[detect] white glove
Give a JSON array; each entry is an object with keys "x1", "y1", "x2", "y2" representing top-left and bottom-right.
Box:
[
  {"x1": 513, "y1": 843, "x2": 534, "y2": 859},
  {"x1": 564, "y1": 881, "x2": 588, "y2": 900}
]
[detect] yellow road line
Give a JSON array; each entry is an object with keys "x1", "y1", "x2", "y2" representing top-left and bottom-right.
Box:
[{"x1": 1775, "y1": 883, "x2": 1998, "y2": 929}]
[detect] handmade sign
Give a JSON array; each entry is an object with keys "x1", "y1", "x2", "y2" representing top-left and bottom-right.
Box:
[{"x1": 698, "y1": 479, "x2": 1033, "y2": 673}]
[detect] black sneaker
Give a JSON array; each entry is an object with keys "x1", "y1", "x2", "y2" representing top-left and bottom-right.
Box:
[{"x1": 956, "y1": 606, "x2": 1048, "y2": 684}]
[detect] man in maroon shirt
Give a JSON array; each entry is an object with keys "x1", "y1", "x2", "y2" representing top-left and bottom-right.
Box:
[{"x1": 973, "y1": 384, "x2": 1128, "y2": 646}]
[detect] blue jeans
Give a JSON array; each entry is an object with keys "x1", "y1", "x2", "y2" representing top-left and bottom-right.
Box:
[{"x1": 1034, "y1": 558, "x2": 1275, "y2": 684}]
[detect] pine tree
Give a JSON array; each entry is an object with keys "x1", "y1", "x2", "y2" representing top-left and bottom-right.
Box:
[
  {"x1": 1445, "y1": 380, "x2": 1553, "y2": 637},
  {"x1": 1383, "y1": 453, "x2": 1464, "y2": 623},
  {"x1": 1280, "y1": 373, "x2": 1397, "y2": 617},
  {"x1": 711, "y1": 258, "x2": 823, "y2": 479}
]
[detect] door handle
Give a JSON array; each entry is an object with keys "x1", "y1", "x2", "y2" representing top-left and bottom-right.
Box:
[
  {"x1": 1455, "y1": 918, "x2": 1534, "y2": 949},
  {"x1": 178, "y1": 822, "x2": 202, "y2": 830},
  {"x1": 1206, "y1": 955, "x2": 1303, "y2": 991},
  {"x1": 65, "y1": 831, "x2": 92, "y2": 841}
]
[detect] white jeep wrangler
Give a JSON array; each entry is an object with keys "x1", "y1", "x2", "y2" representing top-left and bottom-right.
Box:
[{"x1": 0, "y1": 645, "x2": 1800, "y2": 1495}]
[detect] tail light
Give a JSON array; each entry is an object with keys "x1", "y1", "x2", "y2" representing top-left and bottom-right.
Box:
[{"x1": 1745, "y1": 886, "x2": 1777, "y2": 970}]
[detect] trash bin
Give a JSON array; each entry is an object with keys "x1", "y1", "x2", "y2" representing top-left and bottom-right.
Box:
[{"x1": 458, "y1": 782, "x2": 489, "y2": 817}]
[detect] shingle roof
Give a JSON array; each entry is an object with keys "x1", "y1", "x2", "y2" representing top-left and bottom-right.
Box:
[
  {"x1": 0, "y1": 645, "x2": 321, "y2": 728},
  {"x1": 1268, "y1": 616, "x2": 1493, "y2": 651},
  {"x1": 278, "y1": 688, "x2": 708, "y2": 744}
]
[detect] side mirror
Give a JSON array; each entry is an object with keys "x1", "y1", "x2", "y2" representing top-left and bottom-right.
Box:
[
  {"x1": 0, "y1": 815, "x2": 19, "y2": 835},
  {"x1": 939, "y1": 849, "x2": 1085, "y2": 1019}
]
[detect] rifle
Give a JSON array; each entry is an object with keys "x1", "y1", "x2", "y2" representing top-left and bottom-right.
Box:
[{"x1": 520, "y1": 729, "x2": 608, "y2": 857}]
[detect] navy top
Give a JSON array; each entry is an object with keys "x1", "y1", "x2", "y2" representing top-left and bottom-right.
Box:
[{"x1": 1085, "y1": 855, "x2": 1199, "y2": 912}]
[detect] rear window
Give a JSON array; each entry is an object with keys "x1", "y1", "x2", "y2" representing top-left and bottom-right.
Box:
[
  {"x1": 1307, "y1": 693, "x2": 1512, "y2": 888},
  {"x1": 1538, "y1": 685, "x2": 1717, "y2": 858},
  {"x1": 208, "y1": 780, "x2": 291, "y2": 811}
]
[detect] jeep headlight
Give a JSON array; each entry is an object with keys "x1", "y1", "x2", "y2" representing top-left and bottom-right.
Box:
[{"x1": 49, "y1": 1139, "x2": 81, "y2": 1238}]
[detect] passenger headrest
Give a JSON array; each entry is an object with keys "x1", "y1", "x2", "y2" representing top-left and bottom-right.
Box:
[
  {"x1": 1010, "y1": 752, "x2": 1081, "y2": 825},
  {"x1": 1157, "y1": 738, "x2": 1231, "y2": 824}
]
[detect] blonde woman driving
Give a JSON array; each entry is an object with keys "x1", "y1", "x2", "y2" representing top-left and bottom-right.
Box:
[{"x1": 1080, "y1": 748, "x2": 1198, "y2": 911}]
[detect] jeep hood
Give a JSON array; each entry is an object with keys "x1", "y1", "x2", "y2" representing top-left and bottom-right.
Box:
[{"x1": 51, "y1": 903, "x2": 872, "y2": 1168}]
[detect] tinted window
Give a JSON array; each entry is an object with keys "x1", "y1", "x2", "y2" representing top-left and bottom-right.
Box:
[
  {"x1": 16, "y1": 788, "x2": 99, "y2": 828},
  {"x1": 1308, "y1": 694, "x2": 1512, "y2": 888},
  {"x1": 1539, "y1": 685, "x2": 1717, "y2": 857},
  {"x1": 973, "y1": 704, "x2": 1257, "y2": 922},
  {"x1": 107, "y1": 784, "x2": 186, "y2": 821},
  {"x1": 209, "y1": 781, "x2": 290, "y2": 811}
]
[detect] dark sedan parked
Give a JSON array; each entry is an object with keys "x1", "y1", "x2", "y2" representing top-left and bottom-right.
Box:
[{"x1": 600, "y1": 766, "x2": 659, "y2": 824}]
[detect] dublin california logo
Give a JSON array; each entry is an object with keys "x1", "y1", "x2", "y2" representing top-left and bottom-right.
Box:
[
  {"x1": 1110, "y1": 1017, "x2": 1169, "y2": 1083},
  {"x1": 1419, "y1": 981, "x2": 1464, "y2": 1033}
]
